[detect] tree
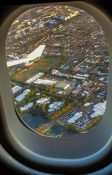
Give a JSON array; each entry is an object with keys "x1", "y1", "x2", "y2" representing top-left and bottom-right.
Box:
[
  {"x1": 40, "y1": 104, "x2": 46, "y2": 113},
  {"x1": 29, "y1": 106, "x2": 36, "y2": 116},
  {"x1": 49, "y1": 85, "x2": 56, "y2": 93}
]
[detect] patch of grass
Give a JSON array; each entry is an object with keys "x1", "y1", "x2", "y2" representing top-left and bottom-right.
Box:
[{"x1": 12, "y1": 56, "x2": 67, "y2": 82}]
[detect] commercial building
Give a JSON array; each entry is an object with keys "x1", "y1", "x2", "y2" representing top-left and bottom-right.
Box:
[
  {"x1": 67, "y1": 112, "x2": 83, "y2": 124},
  {"x1": 26, "y1": 72, "x2": 44, "y2": 83},
  {"x1": 48, "y1": 101, "x2": 63, "y2": 112},
  {"x1": 90, "y1": 101, "x2": 106, "y2": 118},
  {"x1": 34, "y1": 79, "x2": 56, "y2": 86},
  {"x1": 20, "y1": 102, "x2": 33, "y2": 111},
  {"x1": 36, "y1": 97, "x2": 50, "y2": 105},
  {"x1": 15, "y1": 89, "x2": 31, "y2": 102},
  {"x1": 12, "y1": 85, "x2": 22, "y2": 94}
]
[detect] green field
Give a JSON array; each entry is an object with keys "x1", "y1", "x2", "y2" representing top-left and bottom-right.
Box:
[{"x1": 12, "y1": 56, "x2": 67, "y2": 82}]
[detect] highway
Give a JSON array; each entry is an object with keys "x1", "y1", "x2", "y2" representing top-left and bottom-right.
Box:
[{"x1": 36, "y1": 105, "x2": 77, "y2": 134}]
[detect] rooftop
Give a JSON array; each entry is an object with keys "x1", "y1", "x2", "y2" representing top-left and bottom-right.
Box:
[
  {"x1": 68, "y1": 112, "x2": 83, "y2": 124},
  {"x1": 12, "y1": 85, "x2": 22, "y2": 94},
  {"x1": 20, "y1": 102, "x2": 33, "y2": 111},
  {"x1": 26, "y1": 72, "x2": 44, "y2": 83},
  {"x1": 48, "y1": 101, "x2": 63, "y2": 112},
  {"x1": 34, "y1": 79, "x2": 56, "y2": 86},
  {"x1": 15, "y1": 89, "x2": 30, "y2": 102},
  {"x1": 36, "y1": 97, "x2": 50, "y2": 105},
  {"x1": 90, "y1": 101, "x2": 106, "y2": 118}
]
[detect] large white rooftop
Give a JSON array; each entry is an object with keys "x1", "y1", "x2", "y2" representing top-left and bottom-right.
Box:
[
  {"x1": 12, "y1": 85, "x2": 22, "y2": 94},
  {"x1": 26, "y1": 72, "x2": 44, "y2": 83},
  {"x1": 34, "y1": 79, "x2": 56, "y2": 86},
  {"x1": 68, "y1": 112, "x2": 83, "y2": 124},
  {"x1": 90, "y1": 101, "x2": 106, "y2": 118},
  {"x1": 15, "y1": 89, "x2": 31, "y2": 102},
  {"x1": 84, "y1": 102, "x2": 93, "y2": 107},
  {"x1": 52, "y1": 69, "x2": 69, "y2": 78},
  {"x1": 36, "y1": 97, "x2": 50, "y2": 105},
  {"x1": 48, "y1": 101, "x2": 63, "y2": 112},
  {"x1": 7, "y1": 45, "x2": 45, "y2": 67},
  {"x1": 20, "y1": 102, "x2": 33, "y2": 111},
  {"x1": 73, "y1": 75, "x2": 86, "y2": 80},
  {"x1": 76, "y1": 73, "x2": 89, "y2": 78}
]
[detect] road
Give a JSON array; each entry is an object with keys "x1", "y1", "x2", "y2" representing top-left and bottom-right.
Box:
[{"x1": 36, "y1": 105, "x2": 77, "y2": 134}]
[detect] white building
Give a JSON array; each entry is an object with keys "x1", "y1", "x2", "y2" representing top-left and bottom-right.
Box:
[
  {"x1": 68, "y1": 112, "x2": 83, "y2": 123},
  {"x1": 82, "y1": 90, "x2": 90, "y2": 96},
  {"x1": 76, "y1": 73, "x2": 89, "y2": 78},
  {"x1": 56, "y1": 90, "x2": 64, "y2": 95},
  {"x1": 36, "y1": 97, "x2": 50, "y2": 105},
  {"x1": 26, "y1": 72, "x2": 44, "y2": 83},
  {"x1": 99, "y1": 77, "x2": 104, "y2": 81},
  {"x1": 34, "y1": 79, "x2": 56, "y2": 86},
  {"x1": 35, "y1": 92, "x2": 41, "y2": 96},
  {"x1": 12, "y1": 85, "x2": 22, "y2": 94},
  {"x1": 20, "y1": 102, "x2": 33, "y2": 111},
  {"x1": 84, "y1": 102, "x2": 93, "y2": 107},
  {"x1": 15, "y1": 89, "x2": 31, "y2": 102},
  {"x1": 48, "y1": 102, "x2": 63, "y2": 112},
  {"x1": 90, "y1": 101, "x2": 106, "y2": 118},
  {"x1": 73, "y1": 75, "x2": 86, "y2": 80},
  {"x1": 52, "y1": 69, "x2": 69, "y2": 78}
]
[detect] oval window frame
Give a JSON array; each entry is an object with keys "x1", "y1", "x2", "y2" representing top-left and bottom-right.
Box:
[{"x1": 0, "y1": 1, "x2": 112, "y2": 174}]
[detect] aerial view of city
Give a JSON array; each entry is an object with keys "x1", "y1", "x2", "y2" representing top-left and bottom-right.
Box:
[{"x1": 6, "y1": 5, "x2": 109, "y2": 137}]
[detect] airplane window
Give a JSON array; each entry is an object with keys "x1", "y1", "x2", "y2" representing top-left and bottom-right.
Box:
[{"x1": 6, "y1": 5, "x2": 110, "y2": 138}]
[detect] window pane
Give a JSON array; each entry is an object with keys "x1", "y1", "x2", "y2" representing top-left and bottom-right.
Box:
[{"x1": 6, "y1": 5, "x2": 110, "y2": 137}]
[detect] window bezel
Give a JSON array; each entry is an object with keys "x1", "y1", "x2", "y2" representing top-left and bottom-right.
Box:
[{"x1": 0, "y1": 1, "x2": 112, "y2": 174}]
